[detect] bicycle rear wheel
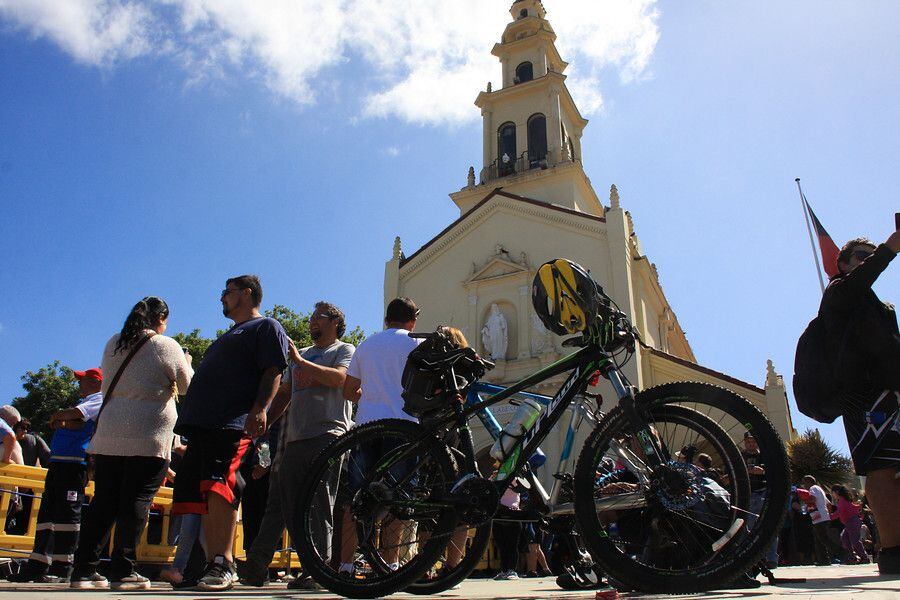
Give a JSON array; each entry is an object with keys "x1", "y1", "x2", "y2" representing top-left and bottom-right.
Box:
[
  {"x1": 292, "y1": 419, "x2": 458, "y2": 599},
  {"x1": 574, "y1": 381, "x2": 789, "y2": 593},
  {"x1": 406, "y1": 520, "x2": 492, "y2": 594}
]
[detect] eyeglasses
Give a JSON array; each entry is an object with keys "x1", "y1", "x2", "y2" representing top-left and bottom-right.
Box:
[
  {"x1": 221, "y1": 288, "x2": 242, "y2": 298},
  {"x1": 851, "y1": 249, "x2": 873, "y2": 261}
]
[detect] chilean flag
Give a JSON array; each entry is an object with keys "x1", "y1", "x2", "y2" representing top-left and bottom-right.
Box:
[{"x1": 804, "y1": 199, "x2": 840, "y2": 278}]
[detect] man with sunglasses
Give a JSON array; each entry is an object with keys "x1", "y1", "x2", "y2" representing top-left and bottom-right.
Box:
[
  {"x1": 818, "y1": 225, "x2": 900, "y2": 575},
  {"x1": 238, "y1": 301, "x2": 354, "y2": 589},
  {"x1": 172, "y1": 275, "x2": 289, "y2": 591}
]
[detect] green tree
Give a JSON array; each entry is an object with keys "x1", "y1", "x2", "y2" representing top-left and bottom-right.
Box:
[
  {"x1": 342, "y1": 325, "x2": 366, "y2": 348},
  {"x1": 11, "y1": 361, "x2": 80, "y2": 439},
  {"x1": 264, "y1": 304, "x2": 367, "y2": 348},
  {"x1": 266, "y1": 304, "x2": 312, "y2": 346},
  {"x1": 788, "y1": 428, "x2": 855, "y2": 489},
  {"x1": 171, "y1": 329, "x2": 214, "y2": 365}
]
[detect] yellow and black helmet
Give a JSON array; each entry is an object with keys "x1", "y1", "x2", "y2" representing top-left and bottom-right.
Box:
[{"x1": 532, "y1": 259, "x2": 600, "y2": 335}]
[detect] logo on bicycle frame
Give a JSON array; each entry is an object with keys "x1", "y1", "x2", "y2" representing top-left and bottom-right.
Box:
[{"x1": 521, "y1": 366, "x2": 581, "y2": 449}]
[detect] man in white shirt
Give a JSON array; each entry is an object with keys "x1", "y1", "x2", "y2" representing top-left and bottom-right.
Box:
[
  {"x1": 338, "y1": 297, "x2": 421, "y2": 575},
  {"x1": 343, "y1": 298, "x2": 420, "y2": 424},
  {"x1": 802, "y1": 475, "x2": 833, "y2": 566}
]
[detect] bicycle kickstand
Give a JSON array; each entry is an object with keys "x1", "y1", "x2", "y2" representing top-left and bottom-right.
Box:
[{"x1": 756, "y1": 560, "x2": 806, "y2": 585}]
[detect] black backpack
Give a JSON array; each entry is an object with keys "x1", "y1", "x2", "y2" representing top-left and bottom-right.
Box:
[{"x1": 792, "y1": 314, "x2": 855, "y2": 424}]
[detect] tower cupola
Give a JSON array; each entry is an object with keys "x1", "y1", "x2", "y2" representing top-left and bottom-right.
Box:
[{"x1": 472, "y1": 2, "x2": 587, "y2": 187}]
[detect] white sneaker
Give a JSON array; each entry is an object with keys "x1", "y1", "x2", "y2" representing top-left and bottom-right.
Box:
[
  {"x1": 494, "y1": 570, "x2": 519, "y2": 580},
  {"x1": 110, "y1": 573, "x2": 151, "y2": 590},
  {"x1": 70, "y1": 573, "x2": 109, "y2": 589},
  {"x1": 196, "y1": 556, "x2": 236, "y2": 592}
]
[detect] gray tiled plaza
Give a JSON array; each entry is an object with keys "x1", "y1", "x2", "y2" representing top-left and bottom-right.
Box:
[{"x1": 0, "y1": 565, "x2": 895, "y2": 599}]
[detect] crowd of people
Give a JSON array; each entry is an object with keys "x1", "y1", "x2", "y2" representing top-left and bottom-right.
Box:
[{"x1": 0, "y1": 224, "x2": 896, "y2": 590}]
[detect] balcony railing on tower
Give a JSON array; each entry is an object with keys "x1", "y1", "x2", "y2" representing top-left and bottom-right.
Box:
[{"x1": 481, "y1": 151, "x2": 550, "y2": 184}]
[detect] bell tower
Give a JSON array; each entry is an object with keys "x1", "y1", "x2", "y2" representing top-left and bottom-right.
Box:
[{"x1": 451, "y1": 0, "x2": 599, "y2": 216}]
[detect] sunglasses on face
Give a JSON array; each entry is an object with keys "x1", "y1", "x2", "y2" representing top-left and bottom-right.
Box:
[{"x1": 851, "y1": 249, "x2": 873, "y2": 261}]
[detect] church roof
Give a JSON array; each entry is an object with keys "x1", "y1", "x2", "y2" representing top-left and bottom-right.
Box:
[
  {"x1": 647, "y1": 348, "x2": 765, "y2": 395},
  {"x1": 399, "y1": 188, "x2": 606, "y2": 268}
]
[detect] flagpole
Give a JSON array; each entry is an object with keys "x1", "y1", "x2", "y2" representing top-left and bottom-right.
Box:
[{"x1": 795, "y1": 178, "x2": 826, "y2": 293}]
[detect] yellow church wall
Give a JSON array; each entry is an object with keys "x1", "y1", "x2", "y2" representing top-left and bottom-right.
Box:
[
  {"x1": 383, "y1": 1, "x2": 796, "y2": 490},
  {"x1": 398, "y1": 199, "x2": 611, "y2": 358}
]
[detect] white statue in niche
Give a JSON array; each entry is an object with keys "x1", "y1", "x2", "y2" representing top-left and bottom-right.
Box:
[
  {"x1": 531, "y1": 312, "x2": 549, "y2": 355},
  {"x1": 481, "y1": 303, "x2": 508, "y2": 360}
]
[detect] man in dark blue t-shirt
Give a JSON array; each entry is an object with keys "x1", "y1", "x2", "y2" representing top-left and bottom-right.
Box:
[{"x1": 172, "y1": 274, "x2": 288, "y2": 592}]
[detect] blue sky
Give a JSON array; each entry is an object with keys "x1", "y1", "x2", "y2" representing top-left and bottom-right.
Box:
[{"x1": 1, "y1": 1, "x2": 898, "y2": 455}]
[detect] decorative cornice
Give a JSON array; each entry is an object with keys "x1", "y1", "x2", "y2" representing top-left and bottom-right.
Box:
[{"x1": 399, "y1": 190, "x2": 606, "y2": 280}]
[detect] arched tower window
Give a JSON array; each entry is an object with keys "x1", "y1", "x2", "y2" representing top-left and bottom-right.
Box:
[
  {"x1": 519, "y1": 9, "x2": 528, "y2": 19},
  {"x1": 527, "y1": 113, "x2": 547, "y2": 165},
  {"x1": 497, "y1": 122, "x2": 517, "y2": 175},
  {"x1": 515, "y1": 62, "x2": 533, "y2": 84}
]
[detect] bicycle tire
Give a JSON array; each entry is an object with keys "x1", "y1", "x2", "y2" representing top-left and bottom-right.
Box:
[
  {"x1": 574, "y1": 381, "x2": 789, "y2": 593},
  {"x1": 405, "y1": 520, "x2": 492, "y2": 594},
  {"x1": 292, "y1": 419, "x2": 458, "y2": 599}
]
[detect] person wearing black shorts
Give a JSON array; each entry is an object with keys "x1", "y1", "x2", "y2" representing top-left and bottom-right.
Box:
[
  {"x1": 172, "y1": 275, "x2": 289, "y2": 591},
  {"x1": 819, "y1": 227, "x2": 900, "y2": 575}
]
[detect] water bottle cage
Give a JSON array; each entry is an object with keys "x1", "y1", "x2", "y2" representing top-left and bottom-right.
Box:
[{"x1": 495, "y1": 430, "x2": 525, "y2": 461}]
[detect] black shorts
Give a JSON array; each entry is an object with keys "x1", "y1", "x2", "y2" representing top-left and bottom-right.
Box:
[
  {"x1": 172, "y1": 427, "x2": 252, "y2": 514},
  {"x1": 842, "y1": 389, "x2": 900, "y2": 475},
  {"x1": 346, "y1": 438, "x2": 417, "y2": 494}
]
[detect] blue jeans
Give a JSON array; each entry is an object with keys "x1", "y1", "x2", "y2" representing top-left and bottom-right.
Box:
[
  {"x1": 748, "y1": 491, "x2": 779, "y2": 565},
  {"x1": 172, "y1": 513, "x2": 202, "y2": 573}
]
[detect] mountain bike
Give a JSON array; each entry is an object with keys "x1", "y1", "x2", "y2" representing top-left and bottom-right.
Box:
[{"x1": 292, "y1": 283, "x2": 790, "y2": 598}]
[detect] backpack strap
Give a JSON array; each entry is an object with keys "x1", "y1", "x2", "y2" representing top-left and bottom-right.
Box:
[
  {"x1": 95, "y1": 332, "x2": 156, "y2": 426},
  {"x1": 833, "y1": 311, "x2": 862, "y2": 388}
]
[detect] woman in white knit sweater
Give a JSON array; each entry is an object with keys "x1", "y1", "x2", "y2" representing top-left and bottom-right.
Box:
[{"x1": 70, "y1": 297, "x2": 193, "y2": 591}]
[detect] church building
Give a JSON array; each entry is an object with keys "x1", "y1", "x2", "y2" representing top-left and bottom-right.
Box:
[{"x1": 383, "y1": 1, "x2": 795, "y2": 477}]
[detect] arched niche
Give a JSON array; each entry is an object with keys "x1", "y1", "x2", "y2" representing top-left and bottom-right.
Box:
[{"x1": 480, "y1": 300, "x2": 518, "y2": 361}]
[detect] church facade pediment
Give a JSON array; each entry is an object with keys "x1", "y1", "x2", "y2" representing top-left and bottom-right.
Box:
[
  {"x1": 466, "y1": 255, "x2": 530, "y2": 286},
  {"x1": 399, "y1": 189, "x2": 606, "y2": 279}
]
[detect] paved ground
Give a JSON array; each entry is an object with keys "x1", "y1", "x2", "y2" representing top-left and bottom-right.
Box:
[{"x1": 0, "y1": 564, "x2": 895, "y2": 599}]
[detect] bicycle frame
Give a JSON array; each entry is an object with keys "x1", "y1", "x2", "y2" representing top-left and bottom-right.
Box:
[
  {"x1": 371, "y1": 340, "x2": 664, "y2": 517},
  {"x1": 463, "y1": 381, "x2": 600, "y2": 509}
]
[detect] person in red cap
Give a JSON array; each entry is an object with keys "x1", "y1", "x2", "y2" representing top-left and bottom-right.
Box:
[
  {"x1": 8, "y1": 367, "x2": 104, "y2": 583},
  {"x1": 73, "y1": 368, "x2": 102, "y2": 382}
]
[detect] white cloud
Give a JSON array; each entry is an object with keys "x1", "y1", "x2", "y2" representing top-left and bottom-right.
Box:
[
  {"x1": 0, "y1": 0, "x2": 154, "y2": 66},
  {"x1": 384, "y1": 145, "x2": 402, "y2": 157},
  {"x1": 0, "y1": 0, "x2": 660, "y2": 124}
]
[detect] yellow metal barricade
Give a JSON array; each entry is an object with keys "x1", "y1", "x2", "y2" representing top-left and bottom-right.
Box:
[{"x1": 0, "y1": 463, "x2": 298, "y2": 568}]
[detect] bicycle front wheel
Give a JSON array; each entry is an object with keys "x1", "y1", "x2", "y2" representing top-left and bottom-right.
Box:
[
  {"x1": 574, "y1": 381, "x2": 789, "y2": 593},
  {"x1": 292, "y1": 419, "x2": 458, "y2": 599}
]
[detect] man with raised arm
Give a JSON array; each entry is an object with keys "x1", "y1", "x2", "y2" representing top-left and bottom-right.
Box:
[
  {"x1": 172, "y1": 275, "x2": 289, "y2": 591},
  {"x1": 817, "y1": 226, "x2": 900, "y2": 575},
  {"x1": 239, "y1": 301, "x2": 354, "y2": 590}
]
